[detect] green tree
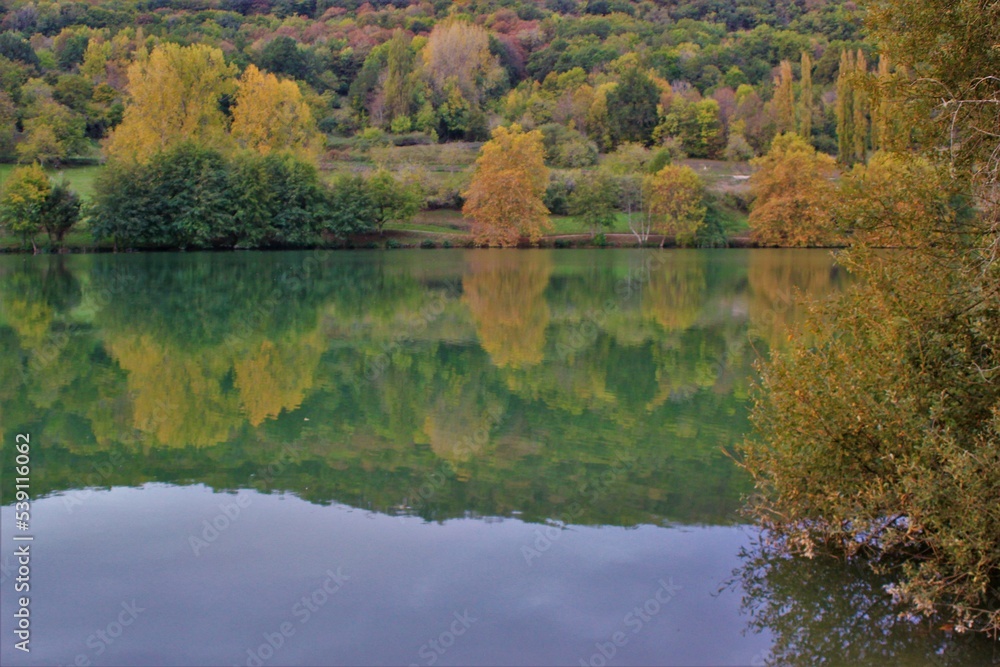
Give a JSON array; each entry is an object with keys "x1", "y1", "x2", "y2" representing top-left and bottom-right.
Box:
[
  {"x1": 606, "y1": 68, "x2": 659, "y2": 146},
  {"x1": 568, "y1": 170, "x2": 618, "y2": 237},
  {"x1": 40, "y1": 179, "x2": 81, "y2": 246},
  {"x1": 17, "y1": 100, "x2": 87, "y2": 165},
  {"x1": 799, "y1": 51, "x2": 813, "y2": 140},
  {"x1": 363, "y1": 168, "x2": 422, "y2": 235},
  {"x1": 383, "y1": 30, "x2": 417, "y2": 124},
  {"x1": 0, "y1": 163, "x2": 50, "y2": 251}
]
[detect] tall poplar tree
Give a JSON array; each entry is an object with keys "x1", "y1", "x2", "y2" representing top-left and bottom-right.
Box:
[{"x1": 799, "y1": 52, "x2": 813, "y2": 140}]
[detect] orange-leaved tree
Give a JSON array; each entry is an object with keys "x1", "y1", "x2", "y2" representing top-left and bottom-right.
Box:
[
  {"x1": 462, "y1": 124, "x2": 550, "y2": 247},
  {"x1": 749, "y1": 132, "x2": 837, "y2": 247}
]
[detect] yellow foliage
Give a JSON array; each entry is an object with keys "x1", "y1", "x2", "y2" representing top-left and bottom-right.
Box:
[
  {"x1": 234, "y1": 328, "x2": 324, "y2": 426},
  {"x1": 106, "y1": 333, "x2": 240, "y2": 447},
  {"x1": 463, "y1": 251, "x2": 552, "y2": 369},
  {"x1": 105, "y1": 43, "x2": 236, "y2": 163},
  {"x1": 644, "y1": 165, "x2": 706, "y2": 247},
  {"x1": 749, "y1": 133, "x2": 838, "y2": 247},
  {"x1": 642, "y1": 253, "x2": 707, "y2": 332},
  {"x1": 462, "y1": 124, "x2": 550, "y2": 247},
  {"x1": 231, "y1": 65, "x2": 322, "y2": 160},
  {"x1": 422, "y1": 19, "x2": 501, "y2": 103}
]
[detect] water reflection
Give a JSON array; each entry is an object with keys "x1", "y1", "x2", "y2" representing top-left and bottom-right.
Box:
[
  {"x1": 734, "y1": 542, "x2": 999, "y2": 666},
  {"x1": 3, "y1": 249, "x2": 993, "y2": 665},
  {"x1": 4, "y1": 249, "x2": 799, "y2": 524}
]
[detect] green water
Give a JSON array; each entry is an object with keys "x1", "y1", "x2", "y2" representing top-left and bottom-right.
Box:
[{"x1": 1, "y1": 249, "x2": 995, "y2": 666}]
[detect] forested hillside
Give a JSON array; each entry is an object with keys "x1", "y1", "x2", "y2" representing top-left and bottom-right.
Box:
[{"x1": 0, "y1": 0, "x2": 866, "y2": 165}]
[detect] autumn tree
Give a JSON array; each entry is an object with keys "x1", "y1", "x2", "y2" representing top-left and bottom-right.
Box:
[
  {"x1": 644, "y1": 165, "x2": 706, "y2": 247},
  {"x1": 748, "y1": 132, "x2": 837, "y2": 246},
  {"x1": 0, "y1": 163, "x2": 49, "y2": 251},
  {"x1": 462, "y1": 124, "x2": 550, "y2": 247},
  {"x1": 772, "y1": 60, "x2": 795, "y2": 134},
  {"x1": 105, "y1": 43, "x2": 236, "y2": 163},
  {"x1": 742, "y1": 0, "x2": 1000, "y2": 635},
  {"x1": 231, "y1": 64, "x2": 321, "y2": 161},
  {"x1": 422, "y1": 19, "x2": 501, "y2": 104}
]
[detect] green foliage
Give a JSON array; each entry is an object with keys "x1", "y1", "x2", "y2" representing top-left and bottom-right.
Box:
[
  {"x1": 40, "y1": 179, "x2": 81, "y2": 244},
  {"x1": 90, "y1": 144, "x2": 339, "y2": 250},
  {"x1": 364, "y1": 168, "x2": 423, "y2": 234},
  {"x1": 0, "y1": 163, "x2": 49, "y2": 248},
  {"x1": 606, "y1": 68, "x2": 659, "y2": 146},
  {"x1": 568, "y1": 170, "x2": 617, "y2": 234},
  {"x1": 657, "y1": 98, "x2": 724, "y2": 159},
  {"x1": 538, "y1": 123, "x2": 599, "y2": 167}
]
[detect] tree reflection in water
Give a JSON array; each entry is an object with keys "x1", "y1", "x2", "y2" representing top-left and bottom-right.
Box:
[{"x1": 733, "y1": 538, "x2": 999, "y2": 666}]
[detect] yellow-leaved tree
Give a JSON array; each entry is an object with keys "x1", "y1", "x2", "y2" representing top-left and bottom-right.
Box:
[
  {"x1": 105, "y1": 43, "x2": 236, "y2": 163},
  {"x1": 748, "y1": 132, "x2": 837, "y2": 246},
  {"x1": 644, "y1": 164, "x2": 706, "y2": 247},
  {"x1": 230, "y1": 65, "x2": 322, "y2": 160},
  {"x1": 422, "y1": 19, "x2": 501, "y2": 104},
  {"x1": 462, "y1": 124, "x2": 550, "y2": 247}
]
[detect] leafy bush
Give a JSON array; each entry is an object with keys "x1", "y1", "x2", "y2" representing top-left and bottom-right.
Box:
[
  {"x1": 724, "y1": 133, "x2": 755, "y2": 161},
  {"x1": 538, "y1": 123, "x2": 598, "y2": 167},
  {"x1": 543, "y1": 172, "x2": 575, "y2": 215},
  {"x1": 90, "y1": 143, "x2": 359, "y2": 249}
]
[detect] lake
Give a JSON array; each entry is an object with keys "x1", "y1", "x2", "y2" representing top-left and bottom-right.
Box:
[{"x1": 1, "y1": 249, "x2": 995, "y2": 666}]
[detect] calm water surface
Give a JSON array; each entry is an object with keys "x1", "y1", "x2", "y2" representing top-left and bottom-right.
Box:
[{"x1": 0, "y1": 250, "x2": 995, "y2": 666}]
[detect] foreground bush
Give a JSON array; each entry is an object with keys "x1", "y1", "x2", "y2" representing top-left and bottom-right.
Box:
[{"x1": 90, "y1": 144, "x2": 369, "y2": 249}]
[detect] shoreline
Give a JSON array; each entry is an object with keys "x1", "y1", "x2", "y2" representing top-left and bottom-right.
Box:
[{"x1": 0, "y1": 233, "x2": 813, "y2": 254}]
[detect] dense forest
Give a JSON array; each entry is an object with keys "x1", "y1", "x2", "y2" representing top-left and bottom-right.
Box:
[{"x1": 0, "y1": 0, "x2": 865, "y2": 164}]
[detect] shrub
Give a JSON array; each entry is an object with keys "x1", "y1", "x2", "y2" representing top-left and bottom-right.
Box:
[
  {"x1": 90, "y1": 144, "x2": 339, "y2": 249},
  {"x1": 724, "y1": 133, "x2": 755, "y2": 161},
  {"x1": 543, "y1": 173, "x2": 575, "y2": 215}
]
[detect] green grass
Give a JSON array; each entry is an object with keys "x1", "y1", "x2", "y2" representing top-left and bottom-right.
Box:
[
  {"x1": 0, "y1": 164, "x2": 103, "y2": 200},
  {"x1": 0, "y1": 228, "x2": 108, "y2": 252}
]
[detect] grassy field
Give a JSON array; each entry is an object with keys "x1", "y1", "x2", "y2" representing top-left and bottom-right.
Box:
[{"x1": 0, "y1": 164, "x2": 103, "y2": 200}]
